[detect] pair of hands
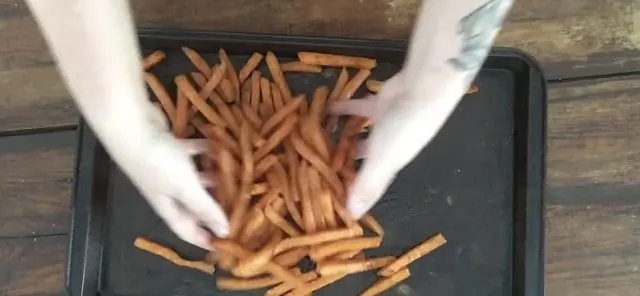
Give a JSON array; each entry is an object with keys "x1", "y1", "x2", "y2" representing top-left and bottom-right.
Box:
[
  {"x1": 26, "y1": 0, "x2": 511, "y2": 250},
  {"x1": 129, "y1": 70, "x2": 451, "y2": 250}
]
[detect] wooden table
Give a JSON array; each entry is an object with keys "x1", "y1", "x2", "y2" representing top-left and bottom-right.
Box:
[{"x1": 1, "y1": 0, "x2": 639, "y2": 295}]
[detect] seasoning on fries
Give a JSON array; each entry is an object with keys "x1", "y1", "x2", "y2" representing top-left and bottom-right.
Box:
[{"x1": 137, "y1": 47, "x2": 449, "y2": 295}]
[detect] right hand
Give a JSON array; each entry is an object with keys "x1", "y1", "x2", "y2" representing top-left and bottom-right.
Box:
[{"x1": 331, "y1": 0, "x2": 513, "y2": 218}]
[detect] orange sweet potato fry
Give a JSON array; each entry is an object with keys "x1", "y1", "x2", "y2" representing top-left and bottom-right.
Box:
[
  {"x1": 298, "y1": 52, "x2": 376, "y2": 70},
  {"x1": 142, "y1": 50, "x2": 166, "y2": 70}
]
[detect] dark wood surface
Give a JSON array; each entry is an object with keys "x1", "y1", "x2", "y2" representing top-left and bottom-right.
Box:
[{"x1": 1, "y1": 0, "x2": 639, "y2": 295}]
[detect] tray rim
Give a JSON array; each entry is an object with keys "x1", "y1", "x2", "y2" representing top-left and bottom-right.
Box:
[{"x1": 66, "y1": 29, "x2": 547, "y2": 296}]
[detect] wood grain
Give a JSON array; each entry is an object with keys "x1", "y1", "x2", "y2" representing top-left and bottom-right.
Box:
[
  {"x1": 0, "y1": 235, "x2": 66, "y2": 296},
  {"x1": 546, "y1": 204, "x2": 640, "y2": 296},
  {"x1": 130, "y1": 0, "x2": 640, "y2": 79},
  {"x1": 547, "y1": 75, "x2": 640, "y2": 205},
  {"x1": 0, "y1": 0, "x2": 638, "y2": 131},
  {"x1": 0, "y1": 131, "x2": 75, "y2": 237}
]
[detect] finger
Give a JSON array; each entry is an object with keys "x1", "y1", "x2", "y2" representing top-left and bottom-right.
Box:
[
  {"x1": 178, "y1": 183, "x2": 230, "y2": 238},
  {"x1": 180, "y1": 138, "x2": 209, "y2": 155},
  {"x1": 149, "y1": 195, "x2": 214, "y2": 250},
  {"x1": 354, "y1": 139, "x2": 368, "y2": 160},
  {"x1": 328, "y1": 96, "x2": 378, "y2": 118},
  {"x1": 346, "y1": 158, "x2": 398, "y2": 219},
  {"x1": 199, "y1": 171, "x2": 218, "y2": 187}
]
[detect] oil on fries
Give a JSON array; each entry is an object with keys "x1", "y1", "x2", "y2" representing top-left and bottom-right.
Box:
[{"x1": 135, "y1": 48, "x2": 469, "y2": 295}]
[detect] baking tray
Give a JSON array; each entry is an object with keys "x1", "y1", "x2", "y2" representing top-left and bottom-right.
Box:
[{"x1": 67, "y1": 29, "x2": 546, "y2": 296}]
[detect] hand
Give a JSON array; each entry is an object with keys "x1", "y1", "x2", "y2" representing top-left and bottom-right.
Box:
[
  {"x1": 95, "y1": 102, "x2": 229, "y2": 249},
  {"x1": 330, "y1": 72, "x2": 467, "y2": 218},
  {"x1": 330, "y1": 0, "x2": 513, "y2": 218}
]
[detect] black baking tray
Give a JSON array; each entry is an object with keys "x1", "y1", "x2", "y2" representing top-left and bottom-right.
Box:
[{"x1": 67, "y1": 29, "x2": 546, "y2": 296}]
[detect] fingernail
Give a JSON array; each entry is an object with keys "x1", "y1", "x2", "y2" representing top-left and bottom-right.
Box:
[
  {"x1": 214, "y1": 221, "x2": 230, "y2": 238},
  {"x1": 348, "y1": 197, "x2": 371, "y2": 219}
]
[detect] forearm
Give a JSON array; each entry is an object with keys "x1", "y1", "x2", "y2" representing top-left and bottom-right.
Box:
[
  {"x1": 26, "y1": 0, "x2": 154, "y2": 135},
  {"x1": 403, "y1": 0, "x2": 513, "y2": 103}
]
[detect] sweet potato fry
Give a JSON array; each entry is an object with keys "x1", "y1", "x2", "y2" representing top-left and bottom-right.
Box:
[
  {"x1": 216, "y1": 146, "x2": 238, "y2": 211},
  {"x1": 134, "y1": 237, "x2": 215, "y2": 274},
  {"x1": 250, "y1": 182, "x2": 269, "y2": 195},
  {"x1": 273, "y1": 247, "x2": 310, "y2": 268},
  {"x1": 318, "y1": 188, "x2": 337, "y2": 229},
  {"x1": 280, "y1": 61, "x2": 322, "y2": 73},
  {"x1": 239, "y1": 121, "x2": 254, "y2": 185},
  {"x1": 298, "y1": 162, "x2": 316, "y2": 233},
  {"x1": 173, "y1": 88, "x2": 190, "y2": 137},
  {"x1": 144, "y1": 73, "x2": 176, "y2": 124},
  {"x1": 228, "y1": 190, "x2": 251, "y2": 238},
  {"x1": 212, "y1": 239, "x2": 306, "y2": 288},
  {"x1": 204, "y1": 125, "x2": 240, "y2": 156},
  {"x1": 329, "y1": 68, "x2": 349, "y2": 102},
  {"x1": 219, "y1": 78, "x2": 236, "y2": 103},
  {"x1": 143, "y1": 50, "x2": 166, "y2": 70},
  {"x1": 286, "y1": 274, "x2": 346, "y2": 296},
  {"x1": 309, "y1": 237, "x2": 382, "y2": 262},
  {"x1": 250, "y1": 71, "x2": 261, "y2": 109},
  {"x1": 232, "y1": 232, "x2": 283, "y2": 278},
  {"x1": 218, "y1": 268, "x2": 301, "y2": 291},
  {"x1": 317, "y1": 256, "x2": 395, "y2": 276},
  {"x1": 254, "y1": 154, "x2": 279, "y2": 180},
  {"x1": 307, "y1": 166, "x2": 327, "y2": 230},
  {"x1": 378, "y1": 233, "x2": 447, "y2": 277},
  {"x1": 218, "y1": 48, "x2": 240, "y2": 92},
  {"x1": 290, "y1": 130, "x2": 344, "y2": 198},
  {"x1": 181, "y1": 47, "x2": 212, "y2": 77},
  {"x1": 366, "y1": 79, "x2": 382, "y2": 93},
  {"x1": 197, "y1": 63, "x2": 227, "y2": 100},
  {"x1": 216, "y1": 275, "x2": 281, "y2": 291},
  {"x1": 241, "y1": 103, "x2": 264, "y2": 129},
  {"x1": 362, "y1": 268, "x2": 411, "y2": 296},
  {"x1": 324, "y1": 68, "x2": 350, "y2": 133},
  {"x1": 300, "y1": 117, "x2": 331, "y2": 162},
  {"x1": 239, "y1": 208, "x2": 266, "y2": 244},
  {"x1": 333, "y1": 199, "x2": 358, "y2": 228},
  {"x1": 360, "y1": 214, "x2": 384, "y2": 237},
  {"x1": 266, "y1": 271, "x2": 319, "y2": 296},
  {"x1": 338, "y1": 69, "x2": 371, "y2": 101},
  {"x1": 175, "y1": 75, "x2": 227, "y2": 127},
  {"x1": 255, "y1": 190, "x2": 280, "y2": 209},
  {"x1": 467, "y1": 85, "x2": 479, "y2": 94},
  {"x1": 190, "y1": 73, "x2": 239, "y2": 130},
  {"x1": 275, "y1": 227, "x2": 363, "y2": 254},
  {"x1": 298, "y1": 52, "x2": 377, "y2": 70},
  {"x1": 254, "y1": 116, "x2": 299, "y2": 161},
  {"x1": 260, "y1": 96, "x2": 305, "y2": 136},
  {"x1": 241, "y1": 79, "x2": 252, "y2": 105},
  {"x1": 271, "y1": 82, "x2": 285, "y2": 111},
  {"x1": 309, "y1": 86, "x2": 329, "y2": 121},
  {"x1": 266, "y1": 51, "x2": 292, "y2": 99},
  {"x1": 265, "y1": 205, "x2": 302, "y2": 237},
  {"x1": 239, "y1": 52, "x2": 264, "y2": 83},
  {"x1": 260, "y1": 77, "x2": 275, "y2": 117}
]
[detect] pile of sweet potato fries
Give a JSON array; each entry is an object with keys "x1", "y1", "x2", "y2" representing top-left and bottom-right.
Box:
[{"x1": 136, "y1": 47, "x2": 466, "y2": 295}]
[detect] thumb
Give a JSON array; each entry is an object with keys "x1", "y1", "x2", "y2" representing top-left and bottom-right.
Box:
[
  {"x1": 346, "y1": 154, "x2": 398, "y2": 219},
  {"x1": 149, "y1": 195, "x2": 215, "y2": 250},
  {"x1": 178, "y1": 183, "x2": 230, "y2": 239}
]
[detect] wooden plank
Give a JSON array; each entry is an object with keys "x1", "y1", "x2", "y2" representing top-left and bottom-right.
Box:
[
  {"x1": 547, "y1": 75, "x2": 640, "y2": 205},
  {"x1": 0, "y1": 131, "x2": 75, "y2": 237},
  {"x1": 0, "y1": 0, "x2": 638, "y2": 130},
  {"x1": 0, "y1": 235, "x2": 66, "y2": 296},
  {"x1": 129, "y1": 0, "x2": 640, "y2": 79},
  {"x1": 0, "y1": 66, "x2": 77, "y2": 132},
  {"x1": 545, "y1": 204, "x2": 640, "y2": 296}
]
